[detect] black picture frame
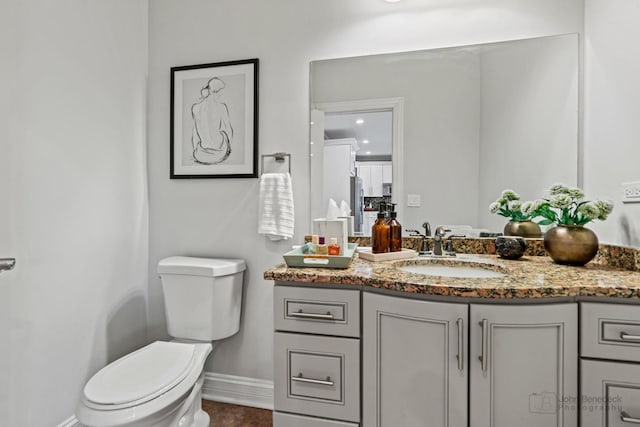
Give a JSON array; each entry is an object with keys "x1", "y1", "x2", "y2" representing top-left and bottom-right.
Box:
[{"x1": 170, "y1": 58, "x2": 259, "y2": 179}]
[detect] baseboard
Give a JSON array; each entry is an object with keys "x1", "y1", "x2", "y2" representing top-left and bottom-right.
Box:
[
  {"x1": 202, "y1": 372, "x2": 274, "y2": 410},
  {"x1": 57, "y1": 415, "x2": 81, "y2": 427}
]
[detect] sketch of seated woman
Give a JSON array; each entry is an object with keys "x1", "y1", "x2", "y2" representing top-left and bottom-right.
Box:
[{"x1": 191, "y1": 77, "x2": 234, "y2": 165}]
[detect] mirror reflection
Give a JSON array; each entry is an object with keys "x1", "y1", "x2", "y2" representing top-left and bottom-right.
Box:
[{"x1": 310, "y1": 34, "x2": 579, "y2": 236}]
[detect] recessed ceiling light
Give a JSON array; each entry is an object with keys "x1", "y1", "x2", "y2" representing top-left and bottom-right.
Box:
[
  {"x1": 366, "y1": 151, "x2": 372, "y2": 155},
  {"x1": 356, "y1": 118, "x2": 365, "y2": 125},
  {"x1": 362, "y1": 139, "x2": 369, "y2": 144},
  {"x1": 384, "y1": 0, "x2": 401, "y2": 3}
]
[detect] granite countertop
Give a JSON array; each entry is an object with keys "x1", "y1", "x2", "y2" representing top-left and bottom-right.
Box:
[{"x1": 264, "y1": 252, "x2": 640, "y2": 299}]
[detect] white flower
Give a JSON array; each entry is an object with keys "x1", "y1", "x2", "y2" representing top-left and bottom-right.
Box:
[
  {"x1": 578, "y1": 202, "x2": 601, "y2": 220},
  {"x1": 489, "y1": 202, "x2": 501, "y2": 214},
  {"x1": 594, "y1": 200, "x2": 614, "y2": 220},
  {"x1": 567, "y1": 187, "x2": 585, "y2": 200},
  {"x1": 548, "y1": 183, "x2": 570, "y2": 196},
  {"x1": 532, "y1": 199, "x2": 548, "y2": 210},
  {"x1": 508, "y1": 200, "x2": 522, "y2": 212},
  {"x1": 550, "y1": 194, "x2": 572, "y2": 209},
  {"x1": 501, "y1": 189, "x2": 520, "y2": 201},
  {"x1": 521, "y1": 201, "x2": 535, "y2": 216}
]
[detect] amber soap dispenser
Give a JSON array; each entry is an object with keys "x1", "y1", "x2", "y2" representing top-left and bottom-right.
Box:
[
  {"x1": 372, "y1": 206, "x2": 390, "y2": 254},
  {"x1": 387, "y1": 203, "x2": 402, "y2": 252}
]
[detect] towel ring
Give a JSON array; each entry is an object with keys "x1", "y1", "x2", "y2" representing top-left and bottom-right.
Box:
[{"x1": 260, "y1": 152, "x2": 291, "y2": 175}]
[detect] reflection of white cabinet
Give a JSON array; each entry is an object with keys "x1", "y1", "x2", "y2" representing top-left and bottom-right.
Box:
[
  {"x1": 362, "y1": 211, "x2": 378, "y2": 236},
  {"x1": 358, "y1": 164, "x2": 374, "y2": 197},
  {"x1": 323, "y1": 139, "x2": 359, "y2": 206},
  {"x1": 382, "y1": 164, "x2": 392, "y2": 183},
  {"x1": 357, "y1": 161, "x2": 391, "y2": 197}
]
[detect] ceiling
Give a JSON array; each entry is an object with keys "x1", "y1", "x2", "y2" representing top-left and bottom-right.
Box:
[{"x1": 323, "y1": 110, "x2": 393, "y2": 157}]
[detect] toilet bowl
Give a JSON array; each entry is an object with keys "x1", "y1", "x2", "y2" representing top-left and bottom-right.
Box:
[{"x1": 76, "y1": 257, "x2": 245, "y2": 427}]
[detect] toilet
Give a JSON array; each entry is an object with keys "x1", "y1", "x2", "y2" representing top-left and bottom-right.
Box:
[{"x1": 76, "y1": 256, "x2": 246, "y2": 427}]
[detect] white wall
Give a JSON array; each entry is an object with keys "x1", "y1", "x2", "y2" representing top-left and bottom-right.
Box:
[
  {"x1": 312, "y1": 53, "x2": 482, "y2": 230},
  {"x1": 478, "y1": 35, "x2": 579, "y2": 232},
  {"x1": 0, "y1": 1, "x2": 148, "y2": 426},
  {"x1": 584, "y1": 0, "x2": 640, "y2": 246},
  {"x1": 148, "y1": 0, "x2": 583, "y2": 382}
]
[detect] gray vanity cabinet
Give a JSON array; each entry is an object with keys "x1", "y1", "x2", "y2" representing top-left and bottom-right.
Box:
[
  {"x1": 274, "y1": 285, "x2": 361, "y2": 426},
  {"x1": 580, "y1": 303, "x2": 640, "y2": 427},
  {"x1": 581, "y1": 360, "x2": 640, "y2": 427},
  {"x1": 362, "y1": 292, "x2": 469, "y2": 427},
  {"x1": 469, "y1": 304, "x2": 578, "y2": 427}
]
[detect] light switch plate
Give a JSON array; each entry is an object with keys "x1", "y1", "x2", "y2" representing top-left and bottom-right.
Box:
[
  {"x1": 622, "y1": 181, "x2": 640, "y2": 203},
  {"x1": 407, "y1": 194, "x2": 421, "y2": 207}
]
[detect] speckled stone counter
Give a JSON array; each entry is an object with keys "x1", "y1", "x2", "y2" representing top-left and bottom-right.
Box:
[{"x1": 264, "y1": 252, "x2": 640, "y2": 300}]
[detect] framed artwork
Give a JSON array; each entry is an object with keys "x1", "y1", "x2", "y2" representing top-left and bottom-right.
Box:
[{"x1": 170, "y1": 58, "x2": 259, "y2": 178}]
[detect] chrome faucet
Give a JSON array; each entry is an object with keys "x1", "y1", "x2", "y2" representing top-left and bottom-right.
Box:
[
  {"x1": 432, "y1": 226, "x2": 451, "y2": 256},
  {"x1": 444, "y1": 235, "x2": 465, "y2": 256},
  {"x1": 406, "y1": 221, "x2": 432, "y2": 255}
]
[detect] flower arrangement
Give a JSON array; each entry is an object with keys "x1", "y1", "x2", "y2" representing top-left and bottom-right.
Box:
[
  {"x1": 527, "y1": 184, "x2": 613, "y2": 226},
  {"x1": 489, "y1": 190, "x2": 534, "y2": 221}
]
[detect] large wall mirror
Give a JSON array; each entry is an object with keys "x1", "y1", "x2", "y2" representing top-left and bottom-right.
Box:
[{"x1": 309, "y1": 33, "x2": 579, "y2": 236}]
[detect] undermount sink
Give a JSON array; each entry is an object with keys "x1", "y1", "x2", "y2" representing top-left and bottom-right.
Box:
[{"x1": 397, "y1": 256, "x2": 508, "y2": 279}]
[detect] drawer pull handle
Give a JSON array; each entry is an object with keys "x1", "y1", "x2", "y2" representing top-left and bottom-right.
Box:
[
  {"x1": 290, "y1": 310, "x2": 335, "y2": 320},
  {"x1": 479, "y1": 319, "x2": 489, "y2": 374},
  {"x1": 291, "y1": 373, "x2": 334, "y2": 386},
  {"x1": 456, "y1": 318, "x2": 464, "y2": 372},
  {"x1": 620, "y1": 332, "x2": 640, "y2": 342},
  {"x1": 621, "y1": 411, "x2": 640, "y2": 424}
]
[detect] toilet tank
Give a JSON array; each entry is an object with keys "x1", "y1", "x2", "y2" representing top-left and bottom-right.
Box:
[{"x1": 158, "y1": 256, "x2": 245, "y2": 341}]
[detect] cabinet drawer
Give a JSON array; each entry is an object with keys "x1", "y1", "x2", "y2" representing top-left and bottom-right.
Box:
[
  {"x1": 581, "y1": 303, "x2": 640, "y2": 362},
  {"x1": 581, "y1": 359, "x2": 640, "y2": 427},
  {"x1": 274, "y1": 332, "x2": 360, "y2": 423},
  {"x1": 274, "y1": 286, "x2": 360, "y2": 338},
  {"x1": 273, "y1": 412, "x2": 358, "y2": 427}
]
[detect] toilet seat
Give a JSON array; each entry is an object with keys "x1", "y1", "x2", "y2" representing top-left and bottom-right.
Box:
[
  {"x1": 77, "y1": 341, "x2": 212, "y2": 427},
  {"x1": 83, "y1": 341, "x2": 196, "y2": 410}
]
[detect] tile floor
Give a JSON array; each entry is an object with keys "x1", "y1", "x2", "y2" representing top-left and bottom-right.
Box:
[{"x1": 202, "y1": 400, "x2": 273, "y2": 426}]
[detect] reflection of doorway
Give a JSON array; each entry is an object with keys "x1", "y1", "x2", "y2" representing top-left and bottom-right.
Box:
[
  {"x1": 310, "y1": 98, "x2": 404, "y2": 231},
  {"x1": 325, "y1": 111, "x2": 392, "y2": 234}
]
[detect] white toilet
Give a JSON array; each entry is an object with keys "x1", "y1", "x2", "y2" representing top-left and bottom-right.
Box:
[{"x1": 76, "y1": 256, "x2": 246, "y2": 427}]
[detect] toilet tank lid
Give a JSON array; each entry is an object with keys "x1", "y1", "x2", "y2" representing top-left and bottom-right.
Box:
[{"x1": 158, "y1": 256, "x2": 246, "y2": 277}]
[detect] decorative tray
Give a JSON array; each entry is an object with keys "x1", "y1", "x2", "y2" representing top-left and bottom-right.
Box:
[
  {"x1": 357, "y1": 247, "x2": 417, "y2": 262},
  {"x1": 283, "y1": 243, "x2": 358, "y2": 269}
]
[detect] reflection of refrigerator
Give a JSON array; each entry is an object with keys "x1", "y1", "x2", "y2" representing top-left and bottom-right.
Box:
[{"x1": 350, "y1": 176, "x2": 364, "y2": 234}]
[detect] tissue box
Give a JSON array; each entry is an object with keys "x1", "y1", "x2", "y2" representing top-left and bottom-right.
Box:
[
  {"x1": 339, "y1": 216, "x2": 354, "y2": 236},
  {"x1": 313, "y1": 218, "x2": 348, "y2": 256}
]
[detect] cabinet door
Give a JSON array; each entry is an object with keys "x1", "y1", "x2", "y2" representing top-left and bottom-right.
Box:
[
  {"x1": 370, "y1": 165, "x2": 383, "y2": 197},
  {"x1": 581, "y1": 359, "x2": 640, "y2": 427},
  {"x1": 470, "y1": 304, "x2": 577, "y2": 427},
  {"x1": 359, "y1": 165, "x2": 373, "y2": 197},
  {"x1": 363, "y1": 292, "x2": 468, "y2": 427},
  {"x1": 323, "y1": 144, "x2": 352, "y2": 206},
  {"x1": 382, "y1": 164, "x2": 392, "y2": 183}
]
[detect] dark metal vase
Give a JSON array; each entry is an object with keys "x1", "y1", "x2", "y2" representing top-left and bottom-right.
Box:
[
  {"x1": 503, "y1": 220, "x2": 542, "y2": 238},
  {"x1": 544, "y1": 225, "x2": 599, "y2": 266}
]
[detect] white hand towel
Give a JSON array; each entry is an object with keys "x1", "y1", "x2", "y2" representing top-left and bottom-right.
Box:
[{"x1": 258, "y1": 173, "x2": 295, "y2": 241}]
